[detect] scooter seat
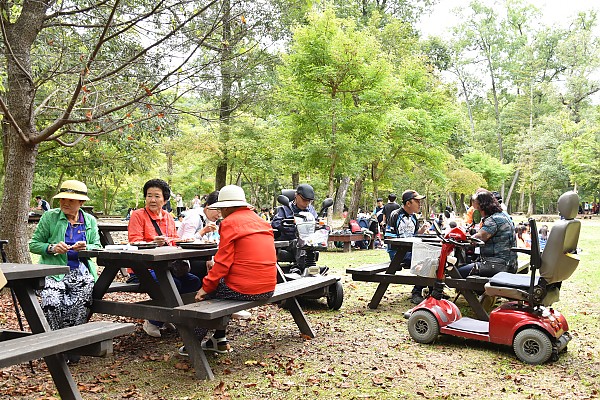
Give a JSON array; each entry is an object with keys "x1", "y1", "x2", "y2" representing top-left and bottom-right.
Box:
[{"x1": 488, "y1": 271, "x2": 539, "y2": 290}]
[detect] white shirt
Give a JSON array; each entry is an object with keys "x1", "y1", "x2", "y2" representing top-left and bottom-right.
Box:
[{"x1": 178, "y1": 208, "x2": 210, "y2": 240}]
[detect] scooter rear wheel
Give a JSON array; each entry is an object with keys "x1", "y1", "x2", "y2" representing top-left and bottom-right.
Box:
[
  {"x1": 513, "y1": 328, "x2": 552, "y2": 365},
  {"x1": 408, "y1": 310, "x2": 439, "y2": 344}
]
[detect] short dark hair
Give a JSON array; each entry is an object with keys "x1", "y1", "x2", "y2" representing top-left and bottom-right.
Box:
[
  {"x1": 35, "y1": 195, "x2": 42, "y2": 200},
  {"x1": 143, "y1": 179, "x2": 171, "y2": 201},
  {"x1": 388, "y1": 194, "x2": 397, "y2": 202},
  {"x1": 203, "y1": 190, "x2": 219, "y2": 207}
]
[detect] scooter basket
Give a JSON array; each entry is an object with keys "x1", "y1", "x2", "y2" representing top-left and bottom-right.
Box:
[{"x1": 410, "y1": 242, "x2": 441, "y2": 278}]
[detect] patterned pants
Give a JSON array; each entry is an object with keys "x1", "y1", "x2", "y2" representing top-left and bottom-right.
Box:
[
  {"x1": 195, "y1": 279, "x2": 273, "y2": 340},
  {"x1": 38, "y1": 267, "x2": 94, "y2": 331}
]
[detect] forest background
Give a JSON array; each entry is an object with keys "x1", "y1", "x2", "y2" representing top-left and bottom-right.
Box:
[{"x1": 1, "y1": 0, "x2": 599, "y2": 263}]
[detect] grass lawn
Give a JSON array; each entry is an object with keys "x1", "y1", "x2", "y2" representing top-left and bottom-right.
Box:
[{"x1": 1, "y1": 217, "x2": 599, "y2": 399}]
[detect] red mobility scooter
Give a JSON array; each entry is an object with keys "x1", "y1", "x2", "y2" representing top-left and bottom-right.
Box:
[{"x1": 406, "y1": 191, "x2": 580, "y2": 364}]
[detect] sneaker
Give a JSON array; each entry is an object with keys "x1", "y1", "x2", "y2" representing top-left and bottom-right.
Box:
[
  {"x1": 163, "y1": 322, "x2": 177, "y2": 332},
  {"x1": 410, "y1": 293, "x2": 424, "y2": 305},
  {"x1": 178, "y1": 346, "x2": 188, "y2": 357},
  {"x1": 201, "y1": 336, "x2": 231, "y2": 354},
  {"x1": 142, "y1": 320, "x2": 161, "y2": 338},
  {"x1": 231, "y1": 310, "x2": 251, "y2": 320}
]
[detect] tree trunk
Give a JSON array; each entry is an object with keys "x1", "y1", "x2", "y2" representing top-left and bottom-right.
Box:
[
  {"x1": 505, "y1": 169, "x2": 519, "y2": 213},
  {"x1": 291, "y1": 172, "x2": 299, "y2": 189},
  {"x1": 0, "y1": 130, "x2": 38, "y2": 263},
  {"x1": 333, "y1": 176, "x2": 350, "y2": 217},
  {"x1": 344, "y1": 173, "x2": 365, "y2": 226},
  {"x1": 215, "y1": 0, "x2": 232, "y2": 190}
]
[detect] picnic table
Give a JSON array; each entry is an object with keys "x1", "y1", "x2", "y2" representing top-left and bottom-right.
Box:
[
  {"x1": 80, "y1": 240, "x2": 332, "y2": 380},
  {"x1": 97, "y1": 222, "x2": 128, "y2": 246},
  {"x1": 328, "y1": 233, "x2": 372, "y2": 252},
  {"x1": 346, "y1": 236, "x2": 492, "y2": 321},
  {"x1": 0, "y1": 262, "x2": 133, "y2": 400}
]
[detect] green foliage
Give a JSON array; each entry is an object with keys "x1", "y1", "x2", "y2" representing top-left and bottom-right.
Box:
[{"x1": 461, "y1": 151, "x2": 511, "y2": 190}]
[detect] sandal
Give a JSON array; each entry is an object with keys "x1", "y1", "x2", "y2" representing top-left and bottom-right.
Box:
[{"x1": 201, "y1": 336, "x2": 231, "y2": 354}]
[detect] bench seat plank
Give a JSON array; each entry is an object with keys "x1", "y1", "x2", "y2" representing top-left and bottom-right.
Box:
[
  {"x1": 107, "y1": 282, "x2": 142, "y2": 293},
  {"x1": 346, "y1": 263, "x2": 389, "y2": 276},
  {"x1": 0, "y1": 321, "x2": 134, "y2": 368},
  {"x1": 174, "y1": 275, "x2": 337, "y2": 320}
]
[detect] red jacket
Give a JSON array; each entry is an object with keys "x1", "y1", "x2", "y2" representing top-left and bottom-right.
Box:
[{"x1": 202, "y1": 208, "x2": 277, "y2": 295}]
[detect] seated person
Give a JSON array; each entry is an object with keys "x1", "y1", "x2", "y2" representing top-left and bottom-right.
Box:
[
  {"x1": 516, "y1": 224, "x2": 531, "y2": 249},
  {"x1": 181, "y1": 185, "x2": 277, "y2": 356},
  {"x1": 177, "y1": 190, "x2": 221, "y2": 280},
  {"x1": 29, "y1": 180, "x2": 101, "y2": 364},
  {"x1": 457, "y1": 190, "x2": 517, "y2": 278},
  {"x1": 271, "y1": 184, "x2": 317, "y2": 241},
  {"x1": 128, "y1": 178, "x2": 201, "y2": 338}
]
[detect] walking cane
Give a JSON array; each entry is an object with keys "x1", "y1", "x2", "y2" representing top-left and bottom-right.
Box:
[{"x1": 0, "y1": 240, "x2": 35, "y2": 373}]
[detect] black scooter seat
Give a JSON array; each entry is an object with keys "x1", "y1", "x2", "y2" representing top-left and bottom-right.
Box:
[{"x1": 488, "y1": 271, "x2": 539, "y2": 290}]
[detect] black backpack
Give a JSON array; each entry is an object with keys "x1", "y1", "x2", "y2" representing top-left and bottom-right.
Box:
[{"x1": 387, "y1": 208, "x2": 417, "y2": 236}]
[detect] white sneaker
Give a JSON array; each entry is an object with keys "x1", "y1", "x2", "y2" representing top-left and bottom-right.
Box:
[
  {"x1": 231, "y1": 310, "x2": 251, "y2": 320},
  {"x1": 143, "y1": 320, "x2": 161, "y2": 337}
]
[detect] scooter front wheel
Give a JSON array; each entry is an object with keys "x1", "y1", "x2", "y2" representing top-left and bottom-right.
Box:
[
  {"x1": 513, "y1": 328, "x2": 552, "y2": 365},
  {"x1": 408, "y1": 310, "x2": 439, "y2": 344}
]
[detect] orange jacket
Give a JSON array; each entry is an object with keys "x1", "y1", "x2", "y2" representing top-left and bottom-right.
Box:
[{"x1": 202, "y1": 208, "x2": 277, "y2": 295}]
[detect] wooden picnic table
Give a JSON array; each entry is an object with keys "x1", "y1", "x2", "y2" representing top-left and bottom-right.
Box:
[
  {"x1": 0, "y1": 263, "x2": 133, "y2": 400},
  {"x1": 328, "y1": 233, "x2": 372, "y2": 252},
  {"x1": 80, "y1": 240, "x2": 296, "y2": 380},
  {"x1": 97, "y1": 222, "x2": 128, "y2": 246},
  {"x1": 347, "y1": 236, "x2": 491, "y2": 321}
]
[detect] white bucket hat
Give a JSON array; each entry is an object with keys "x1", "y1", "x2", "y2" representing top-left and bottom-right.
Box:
[
  {"x1": 53, "y1": 180, "x2": 90, "y2": 201},
  {"x1": 208, "y1": 185, "x2": 254, "y2": 209}
]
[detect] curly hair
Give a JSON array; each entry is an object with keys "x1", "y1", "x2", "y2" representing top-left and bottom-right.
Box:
[
  {"x1": 473, "y1": 190, "x2": 502, "y2": 216},
  {"x1": 143, "y1": 179, "x2": 171, "y2": 201}
]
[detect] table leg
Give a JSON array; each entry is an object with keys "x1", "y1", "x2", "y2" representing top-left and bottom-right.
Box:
[
  {"x1": 367, "y1": 248, "x2": 407, "y2": 309},
  {"x1": 343, "y1": 242, "x2": 351, "y2": 253},
  {"x1": 153, "y1": 266, "x2": 216, "y2": 379},
  {"x1": 178, "y1": 326, "x2": 215, "y2": 380},
  {"x1": 12, "y1": 285, "x2": 82, "y2": 400},
  {"x1": 285, "y1": 297, "x2": 316, "y2": 338},
  {"x1": 446, "y1": 267, "x2": 489, "y2": 321}
]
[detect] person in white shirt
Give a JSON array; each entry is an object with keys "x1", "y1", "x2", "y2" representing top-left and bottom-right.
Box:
[{"x1": 178, "y1": 191, "x2": 220, "y2": 241}]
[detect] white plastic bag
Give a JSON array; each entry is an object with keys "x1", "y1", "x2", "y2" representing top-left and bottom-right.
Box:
[{"x1": 410, "y1": 242, "x2": 441, "y2": 278}]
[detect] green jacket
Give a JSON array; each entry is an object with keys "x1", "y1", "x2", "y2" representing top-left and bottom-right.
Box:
[{"x1": 29, "y1": 208, "x2": 102, "y2": 281}]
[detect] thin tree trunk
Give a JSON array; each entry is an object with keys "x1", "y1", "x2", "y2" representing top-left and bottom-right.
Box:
[
  {"x1": 333, "y1": 176, "x2": 350, "y2": 217},
  {"x1": 344, "y1": 173, "x2": 365, "y2": 226},
  {"x1": 215, "y1": 0, "x2": 232, "y2": 190},
  {"x1": 505, "y1": 169, "x2": 519, "y2": 213}
]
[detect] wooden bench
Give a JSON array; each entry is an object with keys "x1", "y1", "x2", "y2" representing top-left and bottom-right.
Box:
[
  {"x1": 174, "y1": 275, "x2": 338, "y2": 321},
  {"x1": 328, "y1": 233, "x2": 372, "y2": 252},
  {"x1": 0, "y1": 321, "x2": 134, "y2": 368}
]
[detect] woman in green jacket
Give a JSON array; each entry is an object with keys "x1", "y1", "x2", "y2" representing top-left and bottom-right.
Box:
[{"x1": 29, "y1": 180, "x2": 101, "y2": 338}]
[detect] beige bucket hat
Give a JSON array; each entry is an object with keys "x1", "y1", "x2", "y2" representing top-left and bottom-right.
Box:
[{"x1": 53, "y1": 180, "x2": 90, "y2": 201}]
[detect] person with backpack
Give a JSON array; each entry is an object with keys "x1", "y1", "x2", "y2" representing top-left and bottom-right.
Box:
[
  {"x1": 34, "y1": 195, "x2": 50, "y2": 212},
  {"x1": 387, "y1": 190, "x2": 430, "y2": 304}
]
